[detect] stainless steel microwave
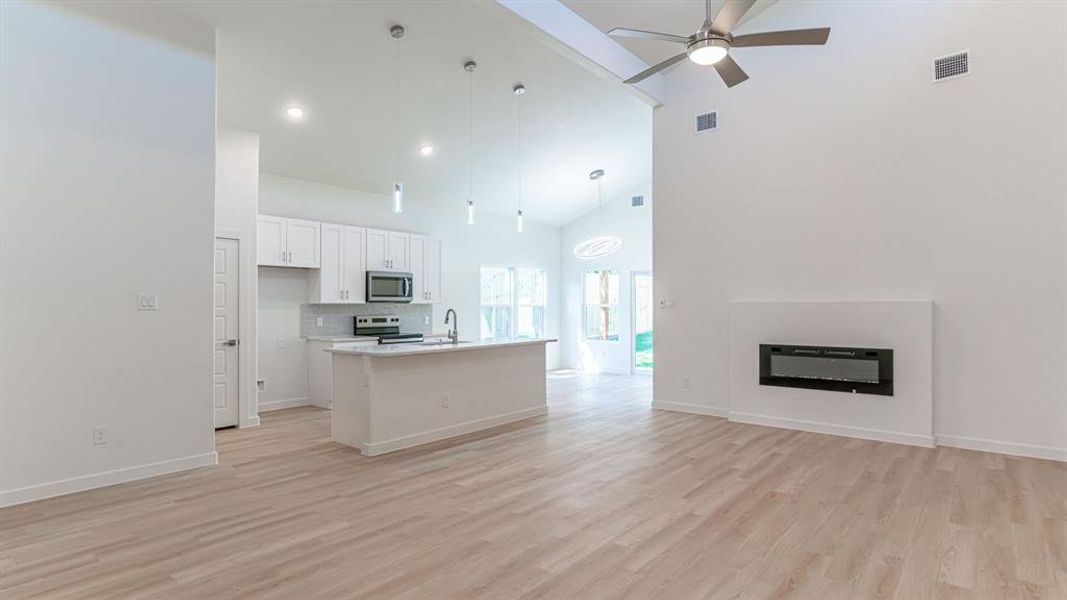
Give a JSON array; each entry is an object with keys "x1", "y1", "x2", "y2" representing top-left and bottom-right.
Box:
[{"x1": 366, "y1": 271, "x2": 413, "y2": 303}]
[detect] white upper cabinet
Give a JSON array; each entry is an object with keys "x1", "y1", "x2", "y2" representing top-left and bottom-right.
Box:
[
  {"x1": 256, "y1": 215, "x2": 287, "y2": 266},
  {"x1": 257, "y1": 215, "x2": 320, "y2": 268},
  {"x1": 314, "y1": 223, "x2": 345, "y2": 303},
  {"x1": 310, "y1": 225, "x2": 365, "y2": 303},
  {"x1": 424, "y1": 238, "x2": 443, "y2": 303},
  {"x1": 409, "y1": 235, "x2": 443, "y2": 303},
  {"x1": 286, "y1": 218, "x2": 321, "y2": 268},
  {"x1": 387, "y1": 231, "x2": 410, "y2": 271},
  {"x1": 341, "y1": 227, "x2": 366, "y2": 302},
  {"x1": 366, "y1": 229, "x2": 410, "y2": 272},
  {"x1": 365, "y1": 228, "x2": 389, "y2": 271},
  {"x1": 409, "y1": 235, "x2": 427, "y2": 303}
]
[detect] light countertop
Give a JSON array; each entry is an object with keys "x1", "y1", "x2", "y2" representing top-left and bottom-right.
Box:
[
  {"x1": 325, "y1": 338, "x2": 556, "y2": 358},
  {"x1": 305, "y1": 335, "x2": 380, "y2": 342}
]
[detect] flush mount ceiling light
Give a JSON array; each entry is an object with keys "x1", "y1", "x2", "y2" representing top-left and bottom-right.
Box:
[
  {"x1": 284, "y1": 106, "x2": 305, "y2": 120},
  {"x1": 574, "y1": 236, "x2": 623, "y2": 260},
  {"x1": 418, "y1": 144, "x2": 434, "y2": 156}
]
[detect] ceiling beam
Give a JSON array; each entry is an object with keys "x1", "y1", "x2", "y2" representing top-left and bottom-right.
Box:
[{"x1": 493, "y1": 0, "x2": 666, "y2": 108}]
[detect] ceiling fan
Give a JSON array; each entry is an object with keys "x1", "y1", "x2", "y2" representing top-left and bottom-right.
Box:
[{"x1": 608, "y1": 0, "x2": 830, "y2": 87}]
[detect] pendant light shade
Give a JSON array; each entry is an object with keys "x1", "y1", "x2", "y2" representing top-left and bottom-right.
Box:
[
  {"x1": 392, "y1": 182, "x2": 403, "y2": 214},
  {"x1": 516, "y1": 209, "x2": 524, "y2": 233},
  {"x1": 467, "y1": 199, "x2": 476, "y2": 225},
  {"x1": 391, "y1": 25, "x2": 404, "y2": 214}
]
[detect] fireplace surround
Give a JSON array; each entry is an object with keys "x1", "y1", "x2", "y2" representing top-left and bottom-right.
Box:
[{"x1": 760, "y1": 344, "x2": 894, "y2": 396}]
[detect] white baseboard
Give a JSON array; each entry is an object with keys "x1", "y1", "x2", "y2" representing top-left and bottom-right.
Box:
[
  {"x1": 937, "y1": 435, "x2": 1067, "y2": 462},
  {"x1": 362, "y1": 406, "x2": 548, "y2": 457},
  {"x1": 0, "y1": 451, "x2": 218, "y2": 508},
  {"x1": 652, "y1": 401, "x2": 729, "y2": 418},
  {"x1": 729, "y1": 412, "x2": 935, "y2": 448},
  {"x1": 258, "y1": 396, "x2": 310, "y2": 412},
  {"x1": 243, "y1": 415, "x2": 261, "y2": 428}
]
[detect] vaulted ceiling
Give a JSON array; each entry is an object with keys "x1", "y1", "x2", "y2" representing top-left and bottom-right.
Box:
[{"x1": 173, "y1": 1, "x2": 653, "y2": 226}]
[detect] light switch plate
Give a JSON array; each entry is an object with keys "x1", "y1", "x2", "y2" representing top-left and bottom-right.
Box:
[{"x1": 137, "y1": 294, "x2": 158, "y2": 311}]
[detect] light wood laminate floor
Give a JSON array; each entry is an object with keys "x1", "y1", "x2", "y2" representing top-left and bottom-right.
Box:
[{"x1": 2, "y1": 372, "x2": 1065, "y2": 599}]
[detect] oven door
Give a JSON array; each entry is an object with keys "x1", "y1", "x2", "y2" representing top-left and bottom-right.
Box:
[{"x1": 366, "y1": 271, "x2": 413, "y2": 303}]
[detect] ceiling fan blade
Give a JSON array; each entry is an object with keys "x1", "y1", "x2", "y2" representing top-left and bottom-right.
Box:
[
  {"x1": 709, "y1": 0, "x2": 757, "y2": 36},
  {"x1": 624, "y1": 52, "x2": 689, "y2": 84},
  {"x1": 731, "y1": 28, "x2": 831, "y2": 47},
  {"x1": 713, "y1": 54, "x2": 749, "y2": 87},
  {"x1": 607, "y1": 27, "x2": 689, "y2": 44}
]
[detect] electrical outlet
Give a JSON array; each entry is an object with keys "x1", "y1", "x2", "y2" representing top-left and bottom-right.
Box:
[
  {"x1": 93, "y1": 426, "x2": 108, "y2": 446},
  {"x1": 682, "y1": 377, "x2": 691, "y2": 390},
  {"x1": 441, "y1": 393, "x2": 450, "y2": 408},
  {"x1": 424, "y1": 316, "x2": 431, "y2": 326},
  {"x1": 276, "y1": 336, "x2": 285, "y2": 349},
  {"x1": 315, "y1": 317, "x2": 324, "y2": 327}
]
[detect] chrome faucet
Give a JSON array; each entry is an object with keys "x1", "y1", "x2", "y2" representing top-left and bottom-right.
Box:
[{"x1": 444, "y1": 309, "x2": 458, "y2": 343}]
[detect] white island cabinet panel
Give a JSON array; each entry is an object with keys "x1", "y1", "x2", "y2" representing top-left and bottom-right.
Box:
[{"x1": 330, "y1": 339, "x2": 555, "y2": 455}]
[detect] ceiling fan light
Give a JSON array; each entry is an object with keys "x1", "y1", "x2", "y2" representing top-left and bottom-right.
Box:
[{"x1": 687, "y1": 39, "x2": 729, "y2": 65}]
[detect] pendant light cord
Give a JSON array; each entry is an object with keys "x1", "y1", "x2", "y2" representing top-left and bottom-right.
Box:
[
  {"x1": 518, "y1": 90, "x2": 523, "y2": 215},
  {"x1": 468, "y1": 68, "x2": 474, "y2": 201},
  {"x1": 394, "y1": 34, "x2": 400, "y2": 186}
]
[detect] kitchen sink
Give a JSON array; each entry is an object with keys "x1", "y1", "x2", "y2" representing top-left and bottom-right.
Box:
[{"x1": 420, "y1": 339, "x2": 473, "y2": 346}]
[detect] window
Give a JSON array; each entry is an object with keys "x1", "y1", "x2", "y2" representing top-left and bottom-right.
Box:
[
  {"x1": 481, "y1": 266, "x2": 548, "y2": 340},
  {"x1": 583, "y1": 270, "x2": 619, "y2": 341},
  {"x1": 480, "y1": 267, "x2": 513, "y2": 340},
  {"x1": 516, "y1": 268, "x2": 547, "y2": 339}
]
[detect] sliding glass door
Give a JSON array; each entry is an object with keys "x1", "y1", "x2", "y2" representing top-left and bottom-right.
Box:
[{"x1": 632, "y1": 271, "x2": 653, "y2": 373}]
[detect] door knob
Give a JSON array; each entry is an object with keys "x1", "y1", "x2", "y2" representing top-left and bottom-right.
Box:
[{"x1": 225, "y1": 339, "x2": 238, "y2": 346}]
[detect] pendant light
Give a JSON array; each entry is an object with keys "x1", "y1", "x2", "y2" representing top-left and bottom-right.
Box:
[
  {"x1": 590, "y1": 168, "x2": 605, "y2": 211},
  {"x1": 390, "y1": 25, "x2": 405, "y2": 213},
  {"x1": 514, "y1": 83, "x2": 526, "y2": 233},
  {"x1": 464, "y1": 60, "x2": 477, "y2": 225}
]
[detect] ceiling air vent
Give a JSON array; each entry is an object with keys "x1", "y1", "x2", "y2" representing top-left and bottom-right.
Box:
[
  {"x1": 933, "y1": 50, "x2": 970, "y2": 82},
  {"x1": 631, "y1": 195, "x2": 645, "y2": 207},
  {"x1": 696, "y1": 111, "x2": 717, "y2": 134}
]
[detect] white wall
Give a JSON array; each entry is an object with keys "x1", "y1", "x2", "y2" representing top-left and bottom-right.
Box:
[
  {"x1": 0, "y1": 2, "x2": 218, "y2": 505},
  {"x1": 653, "y1": 1, "x2": 1067, "y2": 459},
  {"x1": 257, "y1": 173, "x2": 563, "y2": 405},
  {"x1": 215, "y1": 127, "x2": 261, "y2": 426},
  {"x1": 560, "y1": 185, "x2": 652, "y2": 372}
]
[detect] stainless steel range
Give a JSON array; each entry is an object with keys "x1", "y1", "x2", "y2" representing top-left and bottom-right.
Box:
[{"x1": 354, "y1": 315, "x2": 424, "y2": 345}]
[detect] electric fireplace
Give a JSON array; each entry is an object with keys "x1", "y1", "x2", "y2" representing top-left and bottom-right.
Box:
[{"x1": 759, "y1": 344, "x2": 894, "y2": 396}]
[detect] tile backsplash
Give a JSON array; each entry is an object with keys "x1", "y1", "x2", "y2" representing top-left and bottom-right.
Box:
[{"x1": 300, "y1": 303, "x2": 433, "y2": 337}]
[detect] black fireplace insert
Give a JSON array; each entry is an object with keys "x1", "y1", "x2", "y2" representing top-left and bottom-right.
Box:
[{"x1": 759, "y1": 344, "x2": 893, "y2": 396}]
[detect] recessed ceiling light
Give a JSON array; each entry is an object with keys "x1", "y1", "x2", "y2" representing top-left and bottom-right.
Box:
[
  {"x1": 285, "y1": 106, "x2": 305, "y2": 120},
  {"x1": 419, "y1": 145, "x2": 434, "y2": 156}
]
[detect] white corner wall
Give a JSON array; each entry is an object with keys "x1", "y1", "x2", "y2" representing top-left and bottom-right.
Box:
[
  {"x1": 653, "y1": 1, "x2": 1067, "y2": 460},
  {"x1": 216, "y1": 127, "x2": 261, "y2": 427},
  {"x1": 0, "y1": 2, "x2": 218, "y2": 505},
  {"x1": 256, "y1": 174, "x2": 563, "y2": 405},
  {"x1": 560, "y1": 185, "x2": 653, "y2": 372}
]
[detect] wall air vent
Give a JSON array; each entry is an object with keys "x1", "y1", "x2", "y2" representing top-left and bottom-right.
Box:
[
  {"x1": 696, "y1": 111, "x2": 717, "y2": 134},
  {"x1": 631, "y1": 196, "x2": 645, "y2": 207},
  {"x1": 933, "y1": 50, "x2": 970, "y2": 82}
]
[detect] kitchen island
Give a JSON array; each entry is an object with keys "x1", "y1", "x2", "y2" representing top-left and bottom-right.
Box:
[{"x1": 327, "y1": 338, "x2": 556, "y2": 456}]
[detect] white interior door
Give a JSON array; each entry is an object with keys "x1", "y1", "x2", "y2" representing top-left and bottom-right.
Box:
[
  {"x1": 213, "y1": 238, "x2": 240, "y2": 428},
  {"x1": 286, "y1": 218, "x2": 320, "y2": 268}
]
